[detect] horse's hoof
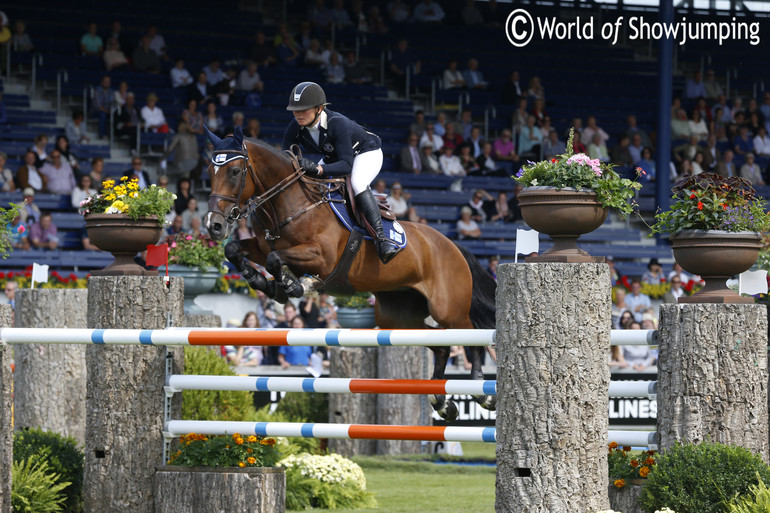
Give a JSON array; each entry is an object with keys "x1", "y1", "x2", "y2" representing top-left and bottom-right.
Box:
[
  {"x1": 442, "y1": 400, "x2": 459, "y2": 422},
  {"x1": 286, "y1": 281, "x2": 304, "y2": 298},
  {"x1": 473, "y1": 394, "x2": 496, "y2": 411},
  {"x1": 224, "y1": 241, "x2": 243, "y2": 263}
]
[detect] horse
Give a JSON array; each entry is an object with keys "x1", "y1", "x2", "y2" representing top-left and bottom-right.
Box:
[{"x1": 203, "y1": 126, "x2": 497, "y2": 420}]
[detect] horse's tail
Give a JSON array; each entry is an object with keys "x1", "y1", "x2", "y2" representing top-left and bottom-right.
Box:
[{"x1": 454, "y1": 243, "x2": 497, "y2": 329}]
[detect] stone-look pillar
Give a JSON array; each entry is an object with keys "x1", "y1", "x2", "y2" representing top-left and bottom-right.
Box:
[
  {"x1": 84, "y1": 277, "x2": 184, "y2": 513},
  {"x1": 496, "y1": 263, "x2": 611, "y2": 513},
  {"x1": 376, "y1": 346, "x2": 431, "y2": 455},
  {"x1": 658, "y1": 304, "x2": 768, "y2": 459},
  {"x1": 182, "y1": 313, "x2": 221, "y2": 328},
  {"x1": 0, "y1": 305, "x2": 13, "y2": 513},
  {"x1": 328, "y1": 347, "x2": 378, "y2": 456},
  {"x1": 14, "y1": 290, "x2": 88, "y2": 445}
]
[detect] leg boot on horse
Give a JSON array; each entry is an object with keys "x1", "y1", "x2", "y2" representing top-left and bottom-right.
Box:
[
  {"x1": 356, "y1": 189, "x2": 400, "y2": 264},
  {"x1": 225, "y1": 240, "x2": 290, "y2": 304}
]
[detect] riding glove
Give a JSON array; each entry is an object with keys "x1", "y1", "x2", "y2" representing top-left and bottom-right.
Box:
[{"x1": 300, "y1": 158, "x2": 322, "y2": 177}]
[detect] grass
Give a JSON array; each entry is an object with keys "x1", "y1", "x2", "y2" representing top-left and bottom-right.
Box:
[{"x1": 287, "y1": 443, "x2": 497, "y2": 513}]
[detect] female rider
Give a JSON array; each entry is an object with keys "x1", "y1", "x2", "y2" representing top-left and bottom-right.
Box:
[{"x1": 282, "y1": 81, "x2": 399, "y2": 264}]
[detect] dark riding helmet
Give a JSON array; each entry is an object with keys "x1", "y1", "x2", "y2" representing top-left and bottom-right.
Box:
[{"x1": 286, "y1": 82, "x2": 328, "y2": 111}]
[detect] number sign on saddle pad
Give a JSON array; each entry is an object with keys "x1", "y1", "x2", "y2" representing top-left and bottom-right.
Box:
[{"x1": 325, "y1": 185, "x2": 408, "y2": 250}]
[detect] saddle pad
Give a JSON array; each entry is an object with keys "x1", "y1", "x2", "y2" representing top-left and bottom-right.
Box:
[{"x1": 326, "y1": 186, "x2": 407, "y2": 250}]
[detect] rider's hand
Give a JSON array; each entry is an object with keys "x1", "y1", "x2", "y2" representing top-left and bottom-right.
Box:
[{"x1": 300, "y1": 158, "x2": 322, "y2": 177}]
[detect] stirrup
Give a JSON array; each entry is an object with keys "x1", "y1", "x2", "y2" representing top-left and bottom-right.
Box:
[{"x1": 376, "y1": 238, "x2": 400, "y2": 264}]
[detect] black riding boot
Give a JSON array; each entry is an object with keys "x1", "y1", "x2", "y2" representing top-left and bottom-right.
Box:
[{"x1": 356, "y1": 189, "x2": 400, "y2": 264}]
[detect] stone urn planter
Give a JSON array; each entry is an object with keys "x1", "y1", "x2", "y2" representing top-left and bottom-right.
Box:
[
  {"x1": 671, "y1": 230, "x2": 763, "y2": 303},
  {"x1": 158, "y1": 264, "x2": 221, "y2": 313},
  {"x1": 155, "y1": 466, "x2": 285, "y2": 513},
  {"x1": 517, "y1": 187, "x2": 607, "y2": 263},
  {"x1": 336, "y1": 307, "x2": 376, "y2": 328},
  {"x1": 85, "y1": 214, "x2": 162, "y2": 276},
  {"x1": 608, "y1": 480, "x2": 645, "y2": 513}
]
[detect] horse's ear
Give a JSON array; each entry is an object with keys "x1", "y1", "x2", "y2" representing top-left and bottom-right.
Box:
[
  {"x1": 233, "y1": 125, "x2": 244, "y2": 147},
  {"x1": 203, "y1": 124, "x2": 222, "y2": 146}
]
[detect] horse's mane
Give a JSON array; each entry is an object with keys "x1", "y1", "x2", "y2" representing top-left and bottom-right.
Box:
[{"x1": 244, "y1": 137, "x2": 293, "y2": 165}]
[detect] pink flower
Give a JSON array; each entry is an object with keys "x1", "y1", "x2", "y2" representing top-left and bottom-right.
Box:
[
  {"x1": 170, "y1": 242, "x2": 177, "y2": 248},
  {"x1": 186, "y1": 236, "x2": 192, "y2": 240},
  {"x1": 18, "y1": 225, "x2": 25, "y2": 234}
]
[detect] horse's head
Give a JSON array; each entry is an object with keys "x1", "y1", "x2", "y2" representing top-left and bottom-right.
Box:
[{"x1": 204, "y1": 125, "x2": 256, "y2": 240}]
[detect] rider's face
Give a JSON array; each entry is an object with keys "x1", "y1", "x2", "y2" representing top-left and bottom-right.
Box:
[{"x1": 294, "y1": 107, "x2": 320, "y2": 128}]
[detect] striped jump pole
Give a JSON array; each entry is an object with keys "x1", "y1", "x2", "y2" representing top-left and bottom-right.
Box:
[
  {"x1": 608, "y1": 380, "x2": 657, "y2": 399},
  {"x1": 0, "y1": 327, "x2": 656, "y2": 347},
  {"x1": 165, "y1": 375, "x2": 496, "y2": 396}
]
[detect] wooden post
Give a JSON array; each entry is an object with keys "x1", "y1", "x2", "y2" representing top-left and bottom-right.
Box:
[
  {"x1": 496, "y1": 263, "x2": 611, "y2": 513},
  {"x1": 658, "y1": 304, "x2": 768, "y2": 460},
  {"x1": 14, "y1": 289, "x2": 88, "y2": 444},
  {"x1": 328, "y1": 347, "x2": 378, "y2": 456},
  {"x1": 84, "y1": 277, "x2": 183, "y2": 513},
  {"x1": 182, "y1": 313, "x2": 221, "y2": 328},
  {"x1": 0, "y1": 305, "x2": 12, "y2": 513}
]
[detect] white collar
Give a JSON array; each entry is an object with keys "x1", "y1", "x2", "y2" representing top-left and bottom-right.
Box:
[{"x1": 308, "y1": 110, "x2": 328, "y2": 131}]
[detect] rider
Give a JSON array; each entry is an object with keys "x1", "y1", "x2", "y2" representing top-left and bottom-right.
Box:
[{"x1": 282, "y1": 81, "x2": 400, "y2": 264}]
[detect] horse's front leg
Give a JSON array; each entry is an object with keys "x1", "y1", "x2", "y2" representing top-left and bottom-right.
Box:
[
  {"x1": 265, "y1": 243, "x2": 325, "y2": 299},
  {"x1": 225, "y1": 239, "x2": 290, "y2": 303}
]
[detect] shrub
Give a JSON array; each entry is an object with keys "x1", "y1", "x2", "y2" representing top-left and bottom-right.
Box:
[
  {"x1": 11, "y1": 459, "x2": 70, "y2": 513},
  {"x1": 729, "y1": 473, "x2": 770, "y2": 513},
  {"x1": 274, "y1": 391, "x2": 328, "y2": 424},
  {"x1": 13, "y1": 429, "x2": 84, "y2": 513},
  {"x1": 640, "y1": 440, "x2": 770, "y2": 513},
  {"x1": 167, "y1": 433, "x2": 280, "y2": 468},
  {"x1": 182, "y1": 346, "x2": 258, "y2": 421}
]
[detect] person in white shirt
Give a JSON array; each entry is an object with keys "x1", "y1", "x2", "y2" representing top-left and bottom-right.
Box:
[
  {"x1": 442, "y1": 60, "x2": 465, "y2": 89},
  {"x1": 439, "y1": 144, "x2": 464, "y2": 176},
  {"x1": 236, "y1": 62, "x2": 264, "y2": 92},
  {"x1": 141, "y1": 93, "x2": 167, "y2": 132},
  {"x1": 419, "y1": 123, "x2": 443, "y2": 153},
  {"x1": 71, "y1": 174, "x2": 97, "y2": 209},
  {"x1": 146, "y1": 25, "x2": 166, "y2": 58},
  {"x1": 740, "y1": 153, "x2": 765, "y2": 185},
  {"x1": 170, "y1": 59, "x2": 192, "y2": 88},
  {"x1": 688, "y1": 110, "x2": 709, "y2": 142},
  {"x1": 754, "y1": 126, "x2": 770, "y2": 156}
]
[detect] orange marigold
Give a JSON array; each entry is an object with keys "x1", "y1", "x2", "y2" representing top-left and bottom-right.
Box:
[
  {"x1": 238, "y1": 461, "x2": 246, "y2": 468},
  {"x1": 609, "y1": 442, "x2": 619, "y2": 449},
  {"x1": 260, "y1": 438, "x2": 276, "y2": 446},
  {"x1": 235, "y1": 437, "x2": 244, "y2": 445},
  {"x1": 247, "y1": 457, "x2": 256, "y2": 465},
  {"x1": 639, "y1": 466, "x2": 650, "y2": 478},
  {"x1": 623, "y1": 446, "x2": 632, "y2": 452},
  {"x1": 630, "y1": 459, "x2": 639, "y2": 468},
  {"x1": 614, "y1": 479, "x2": 625, "y2": 488},
  {"x1": 247, "y1": 435, "x2": 258, "y2": 443},
  {"x1": 644, "y1": 457, "x2": 655, "y2": 466},
  {"x1": 232, "y1": 433, "x2": 241, "y2": 440},
  {"x1": 247, "y1": 448, "x2": 253, "y2": 453}
]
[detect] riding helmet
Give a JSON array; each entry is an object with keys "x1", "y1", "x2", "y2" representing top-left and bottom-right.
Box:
[{"x1": 286, "y1": 82, "x2": 328, "y2": 111}]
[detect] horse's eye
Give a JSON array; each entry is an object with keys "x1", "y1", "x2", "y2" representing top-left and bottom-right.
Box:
[{"x1": 231, "y1": 167, "x2": 243, "y2": 175}]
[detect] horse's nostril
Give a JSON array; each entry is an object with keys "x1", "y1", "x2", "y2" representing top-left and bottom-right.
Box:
[{"x1": 212, "y1": 223, "x2": 222, "y2": 233}]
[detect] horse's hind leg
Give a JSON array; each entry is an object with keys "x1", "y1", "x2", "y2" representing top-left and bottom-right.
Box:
[
  {"x1": 467, "y1": 346, "x2": 496, "y2": 411},
  {"x1": 428, "y1": 346, "x2": 459, "y2": 422}
]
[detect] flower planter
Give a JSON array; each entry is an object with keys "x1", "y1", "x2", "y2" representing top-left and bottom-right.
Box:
[
  {"x1": 608, "y1": 480, "x2": 645, "y2": 513},
  {"x1": 671, "y1": 230, "x2": 762, "y2": 303},
  {"x1": 155, "y1": 466, "x2": 285, "y2": 513},
  {"x1": 85, "y1": 214, "x2": 162, "y2": 276},
  {"x1": 158, "y1": 265, "x2": 221, "y2": 313},
  {"x1": 336, "y1": 307, "x2": 376, "y2": 328},
  {"x1": 517, "y1": 187, "x2": 607, "y2": 263}
]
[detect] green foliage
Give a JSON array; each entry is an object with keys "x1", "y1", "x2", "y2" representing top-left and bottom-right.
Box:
[
  {"x1": 0, "y1": 202, "x2": 21, "y2": 258},
  {"x1": 11, "y1": 459, "x2": 70, "y2": 513},
  {"x1": 334, "y1": 291, "x2": 374, "y2": 309},
  {"x1": 513, "y1": 128, "x2": 642, "y2": 217},
  {"x1": 79, "y1": 178, "x2": 174, "y2": 225},
  {"x1": 254, "y1": 403, "x2": 323, "y2": 455},
  {"x1": 166, "y1": 233, "x2": 226, "y2": 272},
  {"x1": 168, "y1": 433, "x2": 280, "y2": 468},
  {"x1": 640, "y1": 440, "x2": 770, "y2": 513},
  {"x1": 274, "y1": 391, "x2": 328, "y2": 424},
  {"x1": 608, "y1": 443, "x2": 657, "y2": 485},
  {"x1": 729, "y1": 473, "x2": 770, "y2": 513},
  {"x1": 13, "y1": 428, "x2": 84, "y2": 513},
  {"x1": 650, "y1": 173, "x2": 770, "y2": 235},
  {"x1": 182, "y1": 347, "x2": 258, "y2": 422},
  {"x1": 280, "y1": 453, "x2": 377, "y2": 510}
]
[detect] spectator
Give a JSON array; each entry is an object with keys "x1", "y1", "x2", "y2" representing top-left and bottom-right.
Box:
[
  {"x1": 0, "y1": 152, "x2": 11, "y2": 192},
  {"x1": 493, "y1": 129, "x2": 518, "y2": 173},
  {"x1": 367, "y1": 6, "x2": 388, "y2": 33},
  {"x1": 165, "y1": 215, "x2": 184, "y2": 239},
  {"x1": 65, "y1": 110, "x2": 89, "y2": 144},
  {"x1": 18, "y1": 188, "x2": 40, "y2": 226},
  {"x1": 165, "y1": 122, "x2": 200, "y2": 179},
  {"x1": 330, "y1": 0, "x2": 353, "y2": 28},
  {"x1": 609, "y1": 345, "x2": 629, "y2": 369},
  {"x1": 581, "y1": 116, "x2": 609, "y2": 146},
  {"x1": 685, "y1": 71, "x2": 707, "y2": 99},
  {"x1": 214, "y1": 68, "x2": 237, "y2": 106},
  {"x1": 467, "y1": 126, "x2": 484, "y2": 158},
  {"x1": 625, "y1": 280, "x2": 651, "y2": 323},
  {"x1": 531, "y1": 98, "x2": 547, "y2": 126},
  {"x1": 663, "y1": 275, "x2": 686, "y2": 303},
  {"x1": 501, "y1": 70, "x2": 523, "y2": 105},
  {"x1": 145, "y1": 25, "x2": 167, "y2": 59},
  {"x1": 55, "y1": 135, "x2": 79, "y2": 173},
  {"x1": 343, "y1": 51, "x2": 369, "y2": 84},
  {"x1": 304, "y1": 39, "x2": 324, "y2": 67},
  {"x1": 16, "y1": 152, "x2": 45, "y2": 193},
  {"x1": 458, "y1": 109, "x2": 473, "y2": 139},
  {"x1": 228, "y1": 111, "x2": 245, "y2": 136},
  {"x1": 91, "y1": 75, "x2": 113, "y2": 139},
  {"x1": 174, "y1": 178, "x2": 193, "y2": 214},
  {"x1": 527, "y1": 76, "x2": 546, "y2": 102},
  {"x1": 132, "y1": 35, "x2": 160, "y2": 73},
  {"x1": 274, "y1": 25, "x2": 300, "y2": 67},
  {"x1": 623, "y1": 331, "x2": 655, "y2": 372},
  {"x1": 733, "y1": 125, "x2": 754, "y2": 156},
  {"x1": 324, "y1": 53, "x2": 345, "y2": 84},
  {"x1": 612, "y1": 288, "x2": 629, "y2": 327},
  {"x1": 711, "y1": 94, "x2": 732, "y2": 123},
  {"x1": 103, "y1": 37, "x2": 129, "y2": 71},
  {"x1": 439, "y1": 144, "x2": 464, "y2": 176},
  {"x1": 443, "y1": 123, "x2": 463, "y2": 149},
  {"x1": 122, "y1": 157, "x2": 151, "y2": 189},
  {"x1": 509, "y1": 183, "x2": 524, "y2": 222},
  {"x1": 673, "y1": 135, "x2": 701, "y2": 164},
  {"x1": 458, "y1": 144, "x2": 480, "y2": 175},
  {"x1": 419, "y1": 123, "x2": 443, "y2": 153},
  {"x1": 114, "y1": 91, "x2": 140, "y2": 150},
  {"x1": 636, "y1": 147, "x2": 656, "y2": 181},
  {"x1": 170, "y1": 59, "x2": 193, "y2": 89},
  {"x1": 610, "y1": 134, "x2": 632, "y2": 166},
  {"x1": 691, "y1": 152, "x2": 706, "y2": 175},
  {"x1": 512, "y1": 98, "x2": 529, "y2": 131},
  {"x1": 413, "y1": 0, "x2": 445, "y2": 22},
  {"x1": 703, "y1": 69, "x2": 723, "y2": 99},
  {"x1": 71, "y1": 174, "x2": 97, "y2": 209},
  {"x1": 7, "y1": 214, "x2": 28, "y2": 250},
  {"x1": 754, "y1": 126, "x2": 770, "y2": 156},
  {"x1": 29, "y1": 212, "x2": 58, "y2": 250},
  {"x1": 189, "y1": 72, "x2": 211, "y2": 105},
  {"x1": 245, "y1": 118, "x2": 261, "y2": 139},
  {"x1": 434, "y1": 112, "x2": 448, "y2": 137},
  {"x1": 740, "y1": 153, "x2": 765, "y2": 185},
  {"x1": 642, "y1": 258, "x2": 664, "y2": 285},
  {"x1": 468, "y1": 189, "x2": 493, "y2": 221},
  {"x1": 518, "y1": 116, "x2": 542, "y2": 159},
  {"x1": 543, "y1": 130, "x2": 566, "y2": 160},
  {"x1": 443, "y1": 60, "x2": 466, "y2": 89},
  {"x1": 399, "y1": 133, "x2": 422, "y2": 173},
  {"x1": 89, "y1": 157, "x2": 105, "y2": 189},
  {"x1": 388, "y1": 0, "x2": 410, "y2": 23},
  {"x1": 12, "y1": 21, "x2": 33, "y2": 51},
  {"x1": 181, "y1": 99, "x2": 204, "y2": 135},
  {"x1": 628, "y1": 133, "x2": 643, "y2": 164},
  {"x1": 487, "y1": 191, "x2": 514, "y2": 223},
  {"x1": 278, "y1": 317, "x2": 314, "y2": 367},
  {"x1": 670, "y1": 108, "x2": 692, "y2": 140},
  {"x1": 462, "y1": 58, "x2": 487, "y2": 90},
  {"x1": 389, "y1": 38, "x2": 419, "y2": 86},
  {"x1": 236, "y1": 60, "x2": 264, "y2": 94},
  {"x1": 225, "y1": 312, "x2": 263, "y2": 367},
  {"x1": 387, "y1": 182, "x2": 416, "y2": 222},
  {"x1": 80, "y1": 22, "x2": 103, "y2": 56},
  {"x1": 114, "y1": 80, "x2": 129, "y2": 107},
  {"x1": 233, "y1": 217, "x2": 255, "y2": 242},
  {"x1": 625, "y1": 114, "x2": 652, "y2": 149},
  {"x1": 410, "y1": 110, "x2": 426, "y2": 137},
  {"x1": 456, "y1": 206, "x2": 481, "y2": 239},
  {"x1": 419, "y1": 141, "x2": 440, "y2": 173},
  {"x1": 39, "y1": 149, "x2": 76, "y2": 195},
  {"x1": 250, "y1": 31, "x2": 276, "y2": 67},
  {"x1": 141, "y1": 93, "x2": 168, "y2": 133},
  {"x1": 731, "y1": 97, "x2": 745, "y2": 122},
  {"x1": 689, "y1": 110, "x2": 709, "y2": 142},
  {"x1": 181, "y1": 197, "x2": 201, "y2": 231}
]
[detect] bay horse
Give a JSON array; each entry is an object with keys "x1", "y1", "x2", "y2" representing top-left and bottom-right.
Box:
[{"x1": 203, "y1": 126, "x2": 496, "y2": 420}]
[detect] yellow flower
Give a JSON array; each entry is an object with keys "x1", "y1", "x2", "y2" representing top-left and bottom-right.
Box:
[
  {"x1": 130, "y1": 191, "x2": 139, "y2": 198},
  {"x1": 247, "y1": 435, "x2": 257, "y2": 443},
  {"x1": 105, "y1": 194, "x2": 116, "y2": 201},
  {"x1": 639, "y1": 466, "x2": 650, "y2": 478},
  {"x1": 232, "y1": 433, "x2": 241, "y2": 440},
  {"x1": 127, "y1": 181, "x2": 139, "y2": 190},
  {"x1": 235, "y1": 437, "x2": 244, "y2": 445},
  {"x1": 103, "y1": 179, "x2": 115, "y2": 188},
  {"x1": 238, "y1": 461, "x2": 246, "y2": 468},
  {"x1": 247, "y1": 457, "x2": 256, "y2": 465},
  {"x1": 614, "y1": 479, "x2": 625, "y2": 488},
  {"x1": 120, "y1": 176, "x2": 128, "y2": 181}
]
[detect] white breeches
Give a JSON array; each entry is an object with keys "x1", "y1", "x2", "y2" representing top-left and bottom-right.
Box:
[{"x1": 320, "y1": 148, "x2": 383, "y2": 196}]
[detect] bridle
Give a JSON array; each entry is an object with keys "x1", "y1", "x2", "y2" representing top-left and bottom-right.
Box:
[{"x1": 207, "y1": 141, "x2": 344, "y2": 246}]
